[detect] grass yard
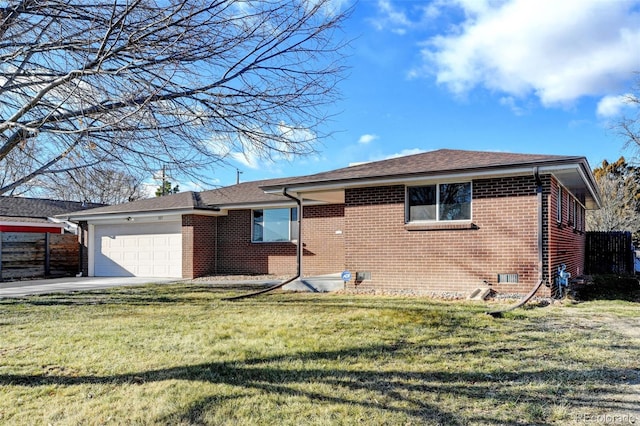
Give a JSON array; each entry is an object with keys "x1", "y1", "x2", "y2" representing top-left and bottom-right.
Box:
[{"x1": 0, "y1": 283, "x2": 638, "y2": 425}]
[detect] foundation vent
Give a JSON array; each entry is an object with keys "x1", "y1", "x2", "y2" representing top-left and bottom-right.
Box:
[{"x1": 497, "y1": 273, "x2": 519, "y2": 283}]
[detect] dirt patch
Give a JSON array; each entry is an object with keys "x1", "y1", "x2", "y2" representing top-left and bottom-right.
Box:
[{"x1": 549, "y1": 309, "x2": 640, "y2": 421}]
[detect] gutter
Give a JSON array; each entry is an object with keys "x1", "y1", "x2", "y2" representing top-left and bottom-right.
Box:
[{"x1": 223, "y1": 188, "x2": 303, "y2": 301}]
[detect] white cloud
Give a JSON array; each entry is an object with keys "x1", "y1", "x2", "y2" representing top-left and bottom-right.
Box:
[
  {"x1": 230, "y1": 150, "x2": 261, "y2": 169},
  {"x1": 382, "y1": 148, "x2": 426, "y2": 160},
  {"x1": 418, "y1": 0, "x2": 640, "y2": 107},
  {"x1": 348, "y1": 148, "x2": 427, "y2": 167},
  {"x1": 370, "y1": 0, "x2": 411, "y2": 32},
  {"x1": 369, "y1": 0, "x2": 440, "y2": 34},
  {"x1": 596, "y1": 93, "x2": 637, "y2": 118},
  {"x1": 277, "y1": 122, "x2": 316, "y2": 147},
  {"x1": 358, "y1": 133, "x2": 379, "y2": 144},
  {"x1": 499, "y1": 96, "x2": 527, "y2": 116}
]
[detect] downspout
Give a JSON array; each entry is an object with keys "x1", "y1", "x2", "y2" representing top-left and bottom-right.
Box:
[
  {"x1": 487, "y1": 167, "x2": 546, "y2": 316},
  {"x1": 284, "y1": 188, "x2": 303, "y2": 279},
  {"x1": 223, "y1": 188, "x2": 302, "y2": 301},
  {"x1": 534, "y1": 166, "x2": 544, "y2": 284}
]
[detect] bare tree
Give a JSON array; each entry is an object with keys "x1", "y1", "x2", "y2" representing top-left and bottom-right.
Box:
[
  {"x1": 33, "y1": 165, "x2": 147, "y2": 204},
  {"x1": 587, "y1": 158, "x2": 640, "y2": 239},
  {"x1": 0, "y1": 0, "x2": 350, "y2": 195},
  {"x1": 616, "y1": 76, "x2": 640, "y2": 162}
]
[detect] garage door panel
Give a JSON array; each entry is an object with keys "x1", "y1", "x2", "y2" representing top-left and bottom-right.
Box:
[{"x1": 94, "y1": 222, "x2": 182, "y2": 278}]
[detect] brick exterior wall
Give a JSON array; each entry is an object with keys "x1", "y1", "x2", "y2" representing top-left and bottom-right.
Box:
[
  {"x1": 300, "y1": 204, "x2": 345, "y2": 275},
  {"x1": 79, "y1": 173, "x2": 586, "y2": 295},
  {"x1": 217, "y1": 209, "x2": 296, "y2": 275},
  {"x1": 343, "y1": 177, "x2": 547, "y2": 295},
  {"x1": 216, "y1": 205, "x2": 345, "y2": 276},
  {"x1": 182, "y1": 215, "x2": 217, "y2": 279},
  {"x1": 547, "y1": 176, "x2": 586, "y2": 294}
]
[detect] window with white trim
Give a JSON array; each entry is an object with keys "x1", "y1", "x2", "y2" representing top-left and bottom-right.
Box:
[
  {"x1": 575, "y1": 200, "x2": 582, "y2": 231},
  {"x1": 407, "y1": 182, "x2": 471, "y2": 222},
  {"x1": 252, "y1": 208, "x2": 298, "y2": 242},
  {"x1": 568, "y1": 197, "x2": 574, "y2": 226},
  {"x1": 557, "y1": 186, "x2": 562, "y2": 223}
]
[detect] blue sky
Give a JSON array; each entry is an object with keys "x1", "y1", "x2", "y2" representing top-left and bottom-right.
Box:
[{"x1": 207, "y1": 0, "x2": 640, "y2": 189}]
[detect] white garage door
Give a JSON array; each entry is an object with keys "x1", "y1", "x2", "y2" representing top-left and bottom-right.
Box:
[{"x1": 94, "y1": 222, "x2": 182, "y2": 277}]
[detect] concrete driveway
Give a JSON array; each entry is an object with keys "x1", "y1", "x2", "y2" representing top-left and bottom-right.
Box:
[{"x1": 0, "y1": 277, "x2": 179, "y2": 298}]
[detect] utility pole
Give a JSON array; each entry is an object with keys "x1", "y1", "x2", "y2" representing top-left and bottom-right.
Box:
[{"x1": 161, "y1": 165, "x2": 167, "y2": 196}]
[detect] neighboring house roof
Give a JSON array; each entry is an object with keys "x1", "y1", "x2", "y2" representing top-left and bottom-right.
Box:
[
  {"x1": 59, "y1": 149, "x2": 602, "y2": 220},
  {"x1": 0, "y1": 196, "x2": 105, "y2": 223}
]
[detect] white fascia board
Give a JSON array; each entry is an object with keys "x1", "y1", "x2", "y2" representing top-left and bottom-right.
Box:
[
  {"x1": 47, "y1": 217, "x2": 78, "y2": 234},
  {"x1": 83, "y1": 213, "x2": 183, "y2": 226},
  {"x1": 577, "y1": 165, "x2": 602, "y2": 209},
  {"x1": 538, "y1": 163, "x2": 602, "y2": 209},
  {"x1": 63, "y1": 208, "x2": 223, "y2": 223}
]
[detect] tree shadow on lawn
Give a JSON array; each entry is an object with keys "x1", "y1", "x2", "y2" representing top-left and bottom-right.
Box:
[
  {"x1": 0, "y1": 283, "x2": 272, "y2": 307},
  {"x1": 1, "y1": 342, "x2": 638, "y2": 425}
]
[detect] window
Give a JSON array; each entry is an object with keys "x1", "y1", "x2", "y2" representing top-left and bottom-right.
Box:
[
  {"x1": 407, "y1": 182, "x2": 471, "y2": 222},
  {"x1": 575, "y1": 202, "x2": 583, "y2": 231},
  {"x1": 252, "y1": 208, "x2": 298, "y2": 242},
  {"x1": 568, "y1": 197, "x2": 574, "y2": 226},
  {"x1": 557, "y1": 187, "x2": 562, "y2": 223},
  {"x1": 572, "y1": 199, "x2": 577, "y2": 229}
]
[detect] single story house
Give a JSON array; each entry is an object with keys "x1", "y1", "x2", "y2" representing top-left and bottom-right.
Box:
[{"x1": 61, "y1": 149, "x2": 601, "y2": 296}]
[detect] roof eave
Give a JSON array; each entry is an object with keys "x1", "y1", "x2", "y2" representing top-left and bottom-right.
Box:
[
  {"x1": 262, "y1": 159, "x2": 602, "y2": 209},
  {"x1": 59, "y1": 207, "x2": 223, "y2": 222},
  {"x1": 261, "y1": 164, "x2": 552, "y2": 194}
]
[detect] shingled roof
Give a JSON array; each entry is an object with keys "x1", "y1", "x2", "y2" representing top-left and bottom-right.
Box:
[
  {"x1": 60, "y1": 148, "x2": 600, "y2": 218},
  {"x1": 260, "y1": 149, "x2": 584, "y2": 189},
  {"x1": 0, "y1": 196, "x2": 105, "y2": 223},
  {"x1": 61, "y1": 178, "x2": 293, "y2": 218}
]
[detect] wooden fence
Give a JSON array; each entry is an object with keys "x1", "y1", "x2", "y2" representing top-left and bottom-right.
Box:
[
  {"x1": 0, "y1": 232, "x2": 79, "y2": 280},
  {"x1": 585, "y1": 231, "x2": 635, "y2": 275}
]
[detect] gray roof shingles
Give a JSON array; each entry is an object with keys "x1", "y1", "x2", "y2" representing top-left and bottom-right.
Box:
[
  {"x1": 261, "y1": 149, "x2": 582, "y2": 188},
  {"x1": 62, "y1": 190, "x2": 200, "y2": 217},
  {"x1": 0, "y1": 197, "x2": 105, "y2": 222},
  {"x1": 61, "y1": 149, "x2": 591, "y2": 217},
  {"x1": 62, "y1": 178, "x2": 293, "y2": 218}
]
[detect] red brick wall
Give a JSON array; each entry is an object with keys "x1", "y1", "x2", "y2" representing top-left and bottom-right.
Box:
[
  {"x1": 182, "y1": 215, "x2": 217, "y2": 279},
  {"x1": 301, "y1": 204, "x2": 345, "y2": 275},
  {"x1": 216, "y1": 210, "x2": 295, "y2": 275},
  {"x1": 343, "y1": 177, "x2": 545, "y2": 295},
  {"x1": 216, "y1": 205, "x2": 345, "y2": 276},
  {"x1": 547, "y1": 176, "x2": 586, "y2": 293}
]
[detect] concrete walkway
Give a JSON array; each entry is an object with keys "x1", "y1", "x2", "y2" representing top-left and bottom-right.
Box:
[
  {"x1": 283, "y1": 273, "x2": 345, "y2": 292},
  {"x1": 0, "y1": 277, "x2": 178, "y2": 298}
]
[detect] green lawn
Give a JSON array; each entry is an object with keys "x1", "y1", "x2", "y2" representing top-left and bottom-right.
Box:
[{"x1": 0, "y1": 283, "x2": 638, "y2": 425}]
